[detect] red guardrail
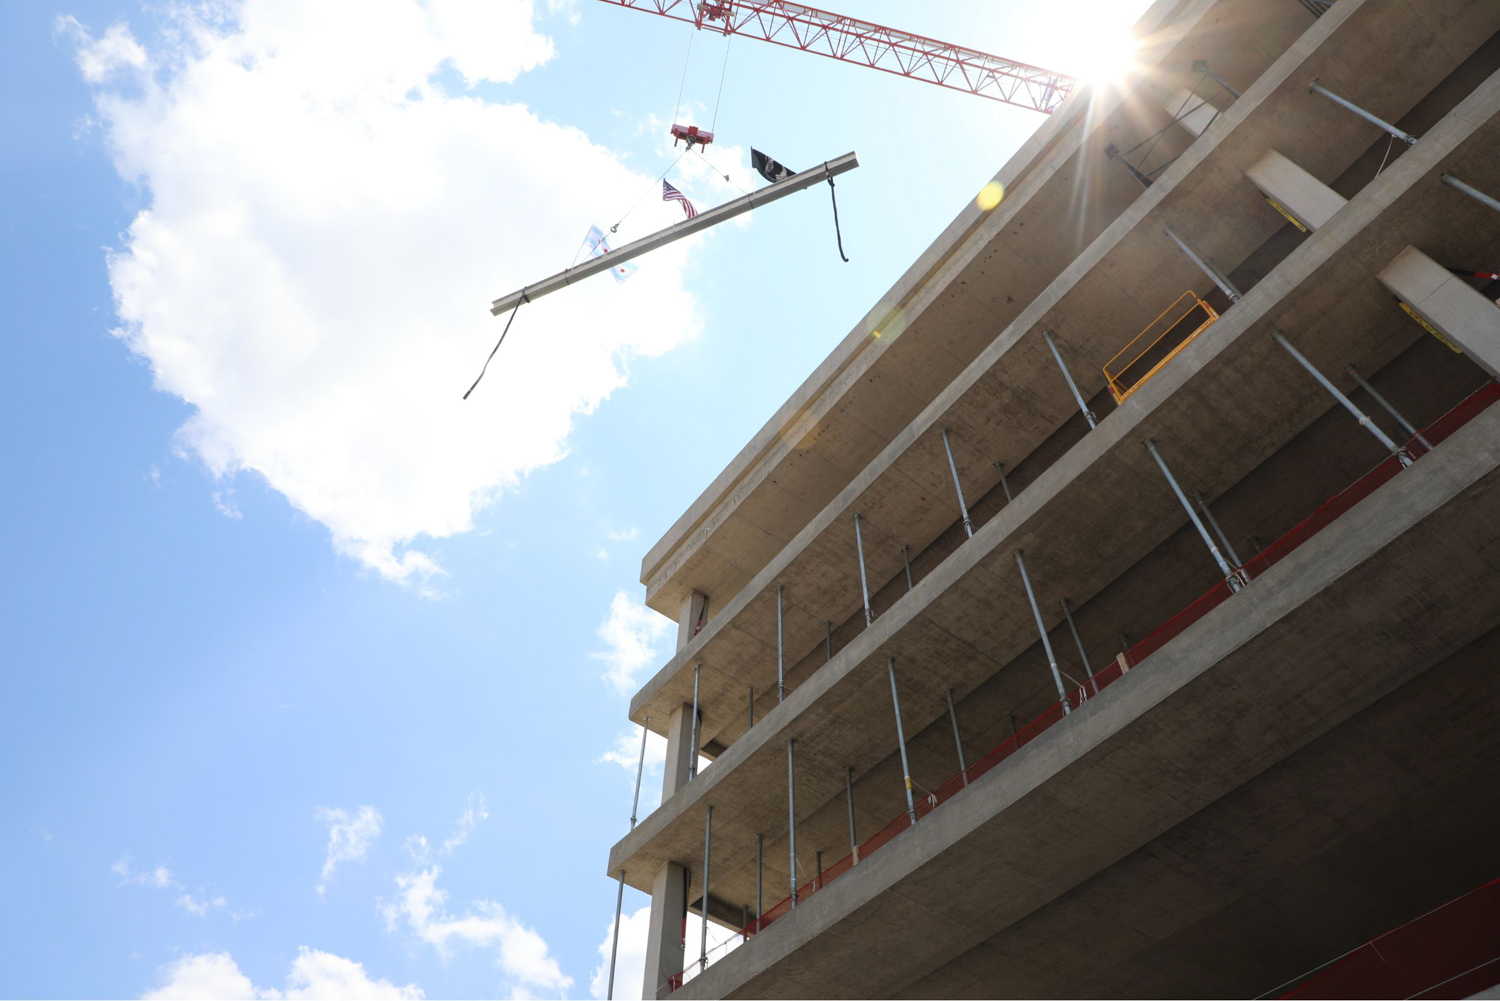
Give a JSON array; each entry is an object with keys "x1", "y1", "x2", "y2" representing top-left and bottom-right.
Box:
[
  {"x1": 1280, "y1": 876, "x2": 1500, "y2": 999},
  {"x1": 665, "y1": 380, "x2": 1499, "y2": 993},
  {"x1": 1121, "y1": 379, "x2": 1499, "y2": 670}
]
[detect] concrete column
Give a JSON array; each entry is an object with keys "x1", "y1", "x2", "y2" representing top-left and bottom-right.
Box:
[
  {"x1": 661, "y1": 703, "x2": 696, "y2": 801},
  {"x1": 641, "y1": 860, "x2": 687, "y2": 1000},
  {"x1": 1244, "y1": 149, "x2": 1347, "y2": 232},
  {"x1": 1379, "y1": 245, "x2": 1500, "y2": 377},
  {"x1": 1163, "y1": 85, "x2": 1220, "y2": 137},
  {"x1": 642, "y1": 704, "x2": 696, "y2": 997},
  {"x1": 676, "y1": 591, "x2": 707, "y2": 652}
]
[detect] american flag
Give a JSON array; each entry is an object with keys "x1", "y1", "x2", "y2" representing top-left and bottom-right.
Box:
[{"x1": 662, "y1": 180, "x2": 698, "y2": 219}]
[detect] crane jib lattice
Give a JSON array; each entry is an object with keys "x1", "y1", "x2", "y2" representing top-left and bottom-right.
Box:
[{"x1": 597, "y1": 0, "x2": 1076, "y2": 113}]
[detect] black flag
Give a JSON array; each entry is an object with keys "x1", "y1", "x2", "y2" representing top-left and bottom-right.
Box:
[{"x1": 751, "y1": 148, "x2": 796, "y2": 184}]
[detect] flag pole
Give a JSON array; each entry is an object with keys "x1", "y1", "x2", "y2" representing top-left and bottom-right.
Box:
[{"x1": 488, "y1": 152, "x2": 860, "y2": 316}]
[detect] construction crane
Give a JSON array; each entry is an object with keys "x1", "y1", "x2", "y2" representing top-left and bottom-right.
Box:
[{"x1": 595, "y1": 0, "x2": 1076, "y2": 114}]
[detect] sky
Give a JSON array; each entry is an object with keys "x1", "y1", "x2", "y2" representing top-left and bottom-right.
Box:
[{"x1": 0, "y1": 1, "x2": 1149, "y2": 997}]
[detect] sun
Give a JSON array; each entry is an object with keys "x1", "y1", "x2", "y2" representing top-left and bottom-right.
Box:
[{"x1": 1071, "y1": 26, "x2": 1140, "y2": 88}]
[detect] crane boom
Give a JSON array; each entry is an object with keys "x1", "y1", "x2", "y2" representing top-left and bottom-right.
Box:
[{"x1": 595, "y1": 0, "x2": 1075, "y2": 114}]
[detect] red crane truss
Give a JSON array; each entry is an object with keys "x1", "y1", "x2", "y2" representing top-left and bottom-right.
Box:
[{"x1": 595, "y1": 0, "x2": 1076, "y2": 114}]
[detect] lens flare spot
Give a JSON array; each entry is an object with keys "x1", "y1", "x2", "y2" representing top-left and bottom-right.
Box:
[
  {"x1": 867, "y1": 304, "x2": 907, "y2": 343},
  {"x1": 976, "y1": 181, "x2": 1004, "y2": 211}
]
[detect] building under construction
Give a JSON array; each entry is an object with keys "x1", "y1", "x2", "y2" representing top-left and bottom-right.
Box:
[{"x1": 607, "y1": 0, "x2": 1500, "y2": 996}]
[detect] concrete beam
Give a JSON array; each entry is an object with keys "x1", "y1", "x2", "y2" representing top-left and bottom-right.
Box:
[
  {"x1": 1245, "y1": 148, "x2": 1348, "y2": 230},
  {"x1": 1163, "y1": 84, "x2": 1222, "y2": 138},
  {"x1": 1378, "y1": 244, "x2": 1500, "y2": 377}
]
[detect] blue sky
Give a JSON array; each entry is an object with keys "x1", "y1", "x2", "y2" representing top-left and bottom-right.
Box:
[{"x1": 0, "y1": 1, "x2": 1145, "y2": 997}]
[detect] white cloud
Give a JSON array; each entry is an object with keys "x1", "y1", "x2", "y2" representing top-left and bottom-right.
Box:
[
  {"x1": 605, "y1": 526, "x2": 638, "y2": 542},
  {"x1": 142, "y1": 952, "x2": 256, "y2": 1000},
  {"x1": 592, "y1": 590, "x2": 672, "y2": 694},
  {"x1": 212, "y1": 488, "x2": 243, "y2": 519},
  {"x1": 597, "y1": 727, "x2": 666, "y2": 774},
  {"x1": 113, "y1": 858, "x2": 177, "y2": 889},
  {"x1": 116, "y1": 857, "x2": 236, "y2": 917},
  {"x1": 403, "y1": 834, "x2": 433, "y2": 866},
  {"x1": 141, "y1": 948, "x2": 421, "y2": 999},
  {"x1": 381, "y1": 866, "x2": 570, "y2": 993},
  {"x1": 316, "y1": 805, "x2": 382, "y2": 894},
  {"x1": 175, "y1": 893, "x2": 227, "y2": 917},
  {"x1": 55, "y1": 16, "x2": 148, "y2": 83},
  {"x1": 66, "y1": 1, "x2": 703, "y2": 583},
  {"x1": 282, "y1": 948, "x2": 423, "y2": 1000},
  {"x1": 589, "y1": 903, "x2": 650, "y2": 1000},
  {"x1": 597, "y1": 726, "x2": 666, "y2": 819},
  {"x1": 441, "y1": 792, "x2": 489, "y2": 855}
]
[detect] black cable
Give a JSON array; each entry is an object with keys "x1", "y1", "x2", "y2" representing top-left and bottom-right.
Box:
[
  {"x1": 462, "y1": 293, "x2": 526, "y2": 399},
  {"x1": 611, "y1": 151, "x2": 688, "y2": 234},
  {"x1": 672, "y1": 29, "x2": 694, "y2": 123},
  {"x1": 827, "y1": 171, "x2": 849, "y2": 263},
  {"x1": 709, "y1": 35, "x2": 732, "y2": 133}
]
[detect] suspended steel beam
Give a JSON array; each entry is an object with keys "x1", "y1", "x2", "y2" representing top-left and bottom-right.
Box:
[
  {"x1": 595, "y1": 1, "x2": 1074, "y2": 113},
  {"x1": 489, "y1": 152, "x2": 860, "y2": 315}
]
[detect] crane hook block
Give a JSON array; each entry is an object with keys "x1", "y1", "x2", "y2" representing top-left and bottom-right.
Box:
[{"x1": 670, "y1": 123, "x2": 714, "y2": 150}]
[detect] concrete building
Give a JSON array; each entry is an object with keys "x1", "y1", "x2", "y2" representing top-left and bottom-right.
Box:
[{"x1": 608, "y1": 0, "x2": 1500, "y2": 996}]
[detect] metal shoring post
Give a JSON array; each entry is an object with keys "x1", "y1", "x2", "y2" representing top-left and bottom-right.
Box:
[
  {"x1": 1346, "y1": 364, "x2": 1432, "y2": 450},
  {"x1": 1014, "y1": 551, "x2": 1072, "y2": 713},
  {"x1": 940, "y1": 428, "x2": 976, "y2": 538},
  {"x1": 1042, "y1": 330, "x2": 1098, "y2": 429},
  {"x1": 688, "y1": 663, "x2": 702, "y2": 780},
  {"x1": 755, "y1": 834, "x2": 763, "y2": 927},
  {"x1": 1143, "y1": 439, "x2": 1246, "y2": 590},
  {"x1": 1442, "y1": 173, "x2": 1500, "y2": 216},
  {"x1": 699, "y1": 805, "x2": 712, "y2": 972},
  {"x1": 1059, "y1": 598, "x2": 1097, "y2": 696},
  {"x1": 1165, "y1": 225, "x2": 1242, "y2": 302},
  {"x1": 607, "y1": 868, "x2": 626, "y2": 1000},
  {"x1": 854, "y1": 514, "x2": 874, "y2": 627},
  {"x1": 1309, "y1": 80, "x2": 1418, "y2": 146},
  {"x1": 815, "y1": 851, "x2": 823, "y2": 888},
  {"x1": 1190, "y1": 59, "x2": 1242, "y2": 98},
  {"x1": 886, "y1": 656, "x2": 919, "y2": 826},
  {"x1": 747, "y1": 687, "x2": 754, "y2": 730},
  {"x1": 994, "y1": 462, "x2": 1014, "y2": 503},
  {"x1": 843, "y1": 766, "x2": 858, "y2": 857},
  {"x1": 901, "y1": 545, "x2": 914, "y2": 590},
  {"x1": 1271, "y1": 332, "x2": 1412, "y2": 467},
  {"x1": 1202, "y1": 257, "x2": 1239, "y2": 297},
  {"x1": 825, "y1": 621, "x2": 833, "y2": 662},
  {"x1": 776, "y1": 585, "x2": 785, "y2": 703},
  {"x1": 944, "y1": 687, "x2": 968, "y2": 784},
  {"x1": 629, "y1": 716, "x2": 651, "y2": 829},
  {"x1": 787, "y1": 739, "x2": 798, "y2": 908},
  {"x1": 1192, "y1": 490, "x2": 1244, "y2": 567}
]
